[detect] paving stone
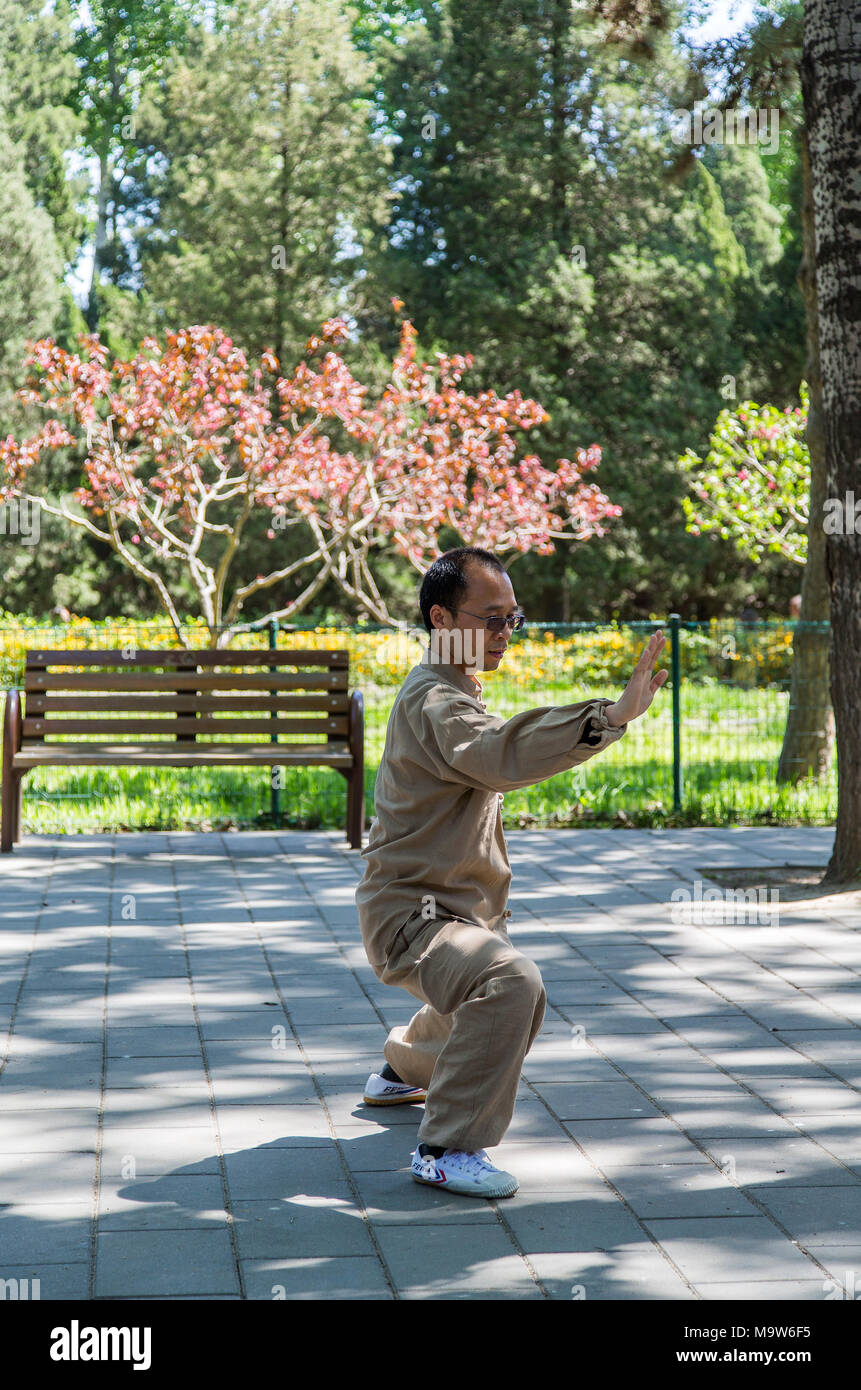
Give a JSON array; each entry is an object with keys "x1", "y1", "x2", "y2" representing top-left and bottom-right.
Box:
[
  {"x1": 209, "y1": 1074, "x2": 320, "y2": 1107},
  {"x1": 699, "y1": 1135, "x2": 860, "y2": 1187},
  {"x1": 223, "y1": 1144, "x2": 347, "y2": 1200},
  {"x1": 638, "y1": 1216, "x2": 828, "y2": 1281},
  {"x1": 0, "y1": 1087, "x2": 103, "y2": 1110},
  {"x1": 291, "y1": 1024, "x2": 390, "y2": 1056},
  {"x1": 0, "y1": 1203, "x2": 93, "y2": 1263},
  {"x1": 97, "y1": 1123, "x2": 221, "y2": 1178},
  {"x1": 94, "y1": 1228, "x2": 239, "y2": 1297},
  {"x1": 745, "y1": 1078, "x2": 861, "y2": 1113},
  {"x1": 787, "y1": 1113, "x2": 861, "y2": 1165},
  {"x1": 0, "y1": 1151, "x2": 96, "y2": 1204},
  {"x1": 543, "y1": 981, "x2": 634, "y2": 1005},
  {"x1": 502, "y1": 1190, "x2": 650, "y2": 1253},
  {"x1": 741, "y1": 1186, "x2": 861, "y2": 1245},
  {"x1": 550, "y1": 1009, "x2": 676, "y2": 1035},
  {"x1": 372, "y1": 1225, "x2": 544, "y2": 1298},
  {"x1": 659, "y1": 1098, "x2": 801, "y2": 1139},
  {"x1": 522, "y1": 1047, "x2": 626, "y2": 1082},
  {"x1": 241, "y1": 1255, "x2": 393, "y2": 1299},
  {"x1": 105, "y1": 1025, "x2": 201, "y2": 1056},
  {"x1": 563, "y1": 1116, "x2": 709, "y2": 1167},
  {"x1": 230, "y1": 1193, "x2": 376, "y2": 1259},
  {"x1": 0, "y1": 1109, "x2": 98, "y2": 1151},
  {"x1": 198, "y1": 1011, "x2": 296, "y2": 1041},
  {"x1": 104, "y1": 1056, "x2": 208, "y2": 1087},
  {"x1": 215, "y1": 1103, "x2": 333, "y2": 1148},
  {"x1": 1, "y1": 1041, "x2": 103, "y2": 1074},
  {"x1": 488, "y1": 1139, "x2": 605, "y2": 1189},
  {"x1": 105, "y1": 1008, "x2": 198, "y2": 1029},
  {"x1": 98, "y1": 1174, "x2": 228, "y2": 1229},
  {"x1": 529, "y1": 1081, "x2": 664, "y2": 1121},
  {"x1": 605, "y1": 1165, "x2": 765, "y2": 1218},
  {"x1": 701, "y1": 1048, "x2": 814, "y2": 1074}
]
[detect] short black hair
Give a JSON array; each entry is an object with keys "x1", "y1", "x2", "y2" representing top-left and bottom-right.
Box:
[{"x1": 418, "y1": 546, "x2": 506, "y2": 634}]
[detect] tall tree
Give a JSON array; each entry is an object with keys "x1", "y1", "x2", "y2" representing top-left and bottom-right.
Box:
[
  {"x1": 800, "y1": 0, "x2": 861, "y2": 884},
  {"x1": 366, "y1": 0, "x2": 800, "y2": 624},
  {"x1": 0, "y1": 0, "x2": 86, "y2": 270},
  {"x1": 0, "y1": 116, "x2": 65, "y2": 404},
  {"x1": 134, "y1": 0, "x2": 392, "y2": 368},
  {"x1": 609, "y1": 0, "x2": 833, "y2": 783},
  {"x1": 71, "y1": 0, "x2": 199, "y2": 331}
]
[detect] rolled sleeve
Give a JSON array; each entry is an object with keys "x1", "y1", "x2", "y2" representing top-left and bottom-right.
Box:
[{"x1": 421, "y1": 688, "x2": 627, "y2": 794}]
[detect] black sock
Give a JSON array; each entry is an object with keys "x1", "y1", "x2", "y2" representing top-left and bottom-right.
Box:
[
  {"x1": 419, "y1": 1142, "x2": 447, "y2": 1159},
  {"x1": 380, "y1": 1062, "x2": 405, "y2": 1083}
]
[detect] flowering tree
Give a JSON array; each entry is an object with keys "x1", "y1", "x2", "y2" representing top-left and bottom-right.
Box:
[
  {"x1": 676, "y1": 385, "x2": 810, "y2": 566},
  {"x1": 1, "y1": 308, "x2": 621, "y2": 644},
  {"x1": 675, "y1": 382, "x2": 836, "y2": 788}
]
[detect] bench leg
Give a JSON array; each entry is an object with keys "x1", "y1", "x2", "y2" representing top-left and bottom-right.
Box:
[
  {"x1": 13, "y1": 772, "x2": 23, "y2": 843},
  {"x1": 346, "y1": 766, "x2": 365, "y2": 849},
  {"x1": 346, "y1": 690, "x2": 365, "y2": 849},
  {"x1": 1, "y1": 770, "x2": 16, "y2": 853}
]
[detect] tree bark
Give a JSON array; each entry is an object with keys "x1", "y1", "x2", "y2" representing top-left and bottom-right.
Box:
[
  {"x1": 548, "y1": 0, "x2": 572, "y2": 254},
  {"x1": 800, "y1": 0, "x2": 861, "y2": 884},
  {"x1": 86, "y1": 150, "x2": 110, "y2": 332},
  {"x1": 776, "y1": 124, "x2": 834, "y2": 783}
]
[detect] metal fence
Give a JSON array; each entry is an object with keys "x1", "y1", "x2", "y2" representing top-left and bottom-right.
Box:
[{"x1": 0, "y1": 615, "x2": 836, "y2": 828}]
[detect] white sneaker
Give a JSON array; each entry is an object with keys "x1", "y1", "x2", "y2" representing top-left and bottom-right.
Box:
[
  {"x1": 363, "y1": 1071, "x2": 427, "y2": 1105},
  {"x1": 410, "y1": 1143, "x2": 519, "y2": 1198}
]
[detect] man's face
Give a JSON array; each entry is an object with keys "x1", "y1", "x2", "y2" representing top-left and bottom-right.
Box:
[{"x1": 429, "y1": 562, "x2": 519, "y2": 672}]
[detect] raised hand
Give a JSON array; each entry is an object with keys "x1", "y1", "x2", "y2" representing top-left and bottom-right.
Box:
[{"x1": 605, "y1": 630, "x2": 669, "y2": 727}]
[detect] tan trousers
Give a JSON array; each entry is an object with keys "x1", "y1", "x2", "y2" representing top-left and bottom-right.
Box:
[{"x1": 376, "y1": 914, "x2": 546, "y2": 1152}]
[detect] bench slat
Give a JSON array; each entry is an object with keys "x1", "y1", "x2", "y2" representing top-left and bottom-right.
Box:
[
  {"x1": 24, "y1": 648, "x2": 349, "y2": 667},
  {"x1": 14, "y1": 742, "x2": 352, "y2": 767},
  {"x1": 26, "y1": 694, "x2": 349, "y2": 713},
  {"x1": 23, "y1": 717, "x2": 348, "y2": 737},
  {"x1": 25, "y1": 673, "x2": 348, "y2": 692}
]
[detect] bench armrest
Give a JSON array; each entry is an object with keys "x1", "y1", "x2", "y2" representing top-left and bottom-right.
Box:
[
  {"x1": 3, "y1": 688, "x2": 21, "y2": 761},
  {"x1": 348, "y1": 689, "x2": 364, "y2": 756}
]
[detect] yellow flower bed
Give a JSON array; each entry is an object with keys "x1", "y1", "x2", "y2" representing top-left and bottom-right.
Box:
[{"x1": 0, "y1": 614, "x2": 802, "y2": 689}]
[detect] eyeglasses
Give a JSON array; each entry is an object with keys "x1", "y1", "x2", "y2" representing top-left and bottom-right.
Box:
[{"x1": 453, "y1": 608, "x2": 526, "y2": 634}]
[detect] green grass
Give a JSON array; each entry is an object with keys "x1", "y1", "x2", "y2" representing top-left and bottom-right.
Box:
[{"x1": 17, "y1": 682, "x2": 837, "y2": 835}]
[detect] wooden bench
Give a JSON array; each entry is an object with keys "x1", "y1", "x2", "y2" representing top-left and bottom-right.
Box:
[{"x1": 1, "y1": 647, "x2": 365, "y2": 852}]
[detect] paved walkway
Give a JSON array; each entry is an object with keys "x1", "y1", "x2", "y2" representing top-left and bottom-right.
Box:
[{"x1": 1, "y1": 827, "x2": 859, "y2": 1301}]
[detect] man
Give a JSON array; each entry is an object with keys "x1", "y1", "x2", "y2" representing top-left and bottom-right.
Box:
[{"x1": 355, "y1": 546, "x2": 668, "y2": 1198}]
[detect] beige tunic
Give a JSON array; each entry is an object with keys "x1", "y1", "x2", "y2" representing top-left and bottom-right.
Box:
[{"x1": 355, "y1": 652, "x2": 628, "y2": 976}]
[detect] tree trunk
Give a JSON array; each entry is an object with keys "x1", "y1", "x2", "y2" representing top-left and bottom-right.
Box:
[
  {"x1": 86, "y1": 150, "x2": 110, "y2": 332},
  {"x1": 548, "y1": 0, "x2": 572, "y2": 254},
  {"x1": 800, "y1": 0, "x2": 861, "y2": 885},
  {"x1": 776, "y1": 124, "x2": 834, "y2": 783}
]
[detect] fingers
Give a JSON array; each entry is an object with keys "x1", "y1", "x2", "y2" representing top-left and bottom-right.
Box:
[
  {"x1": 639, "y1": 630, "x2": 664, "y2": 653},
  {"x1": 637, "y1": 631, "x2": 666, "y2": 667}
]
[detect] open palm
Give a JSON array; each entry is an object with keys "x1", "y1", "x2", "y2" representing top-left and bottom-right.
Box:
[{"x1": 607, "y1": 630, "x2": 669, "y2": 727}]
